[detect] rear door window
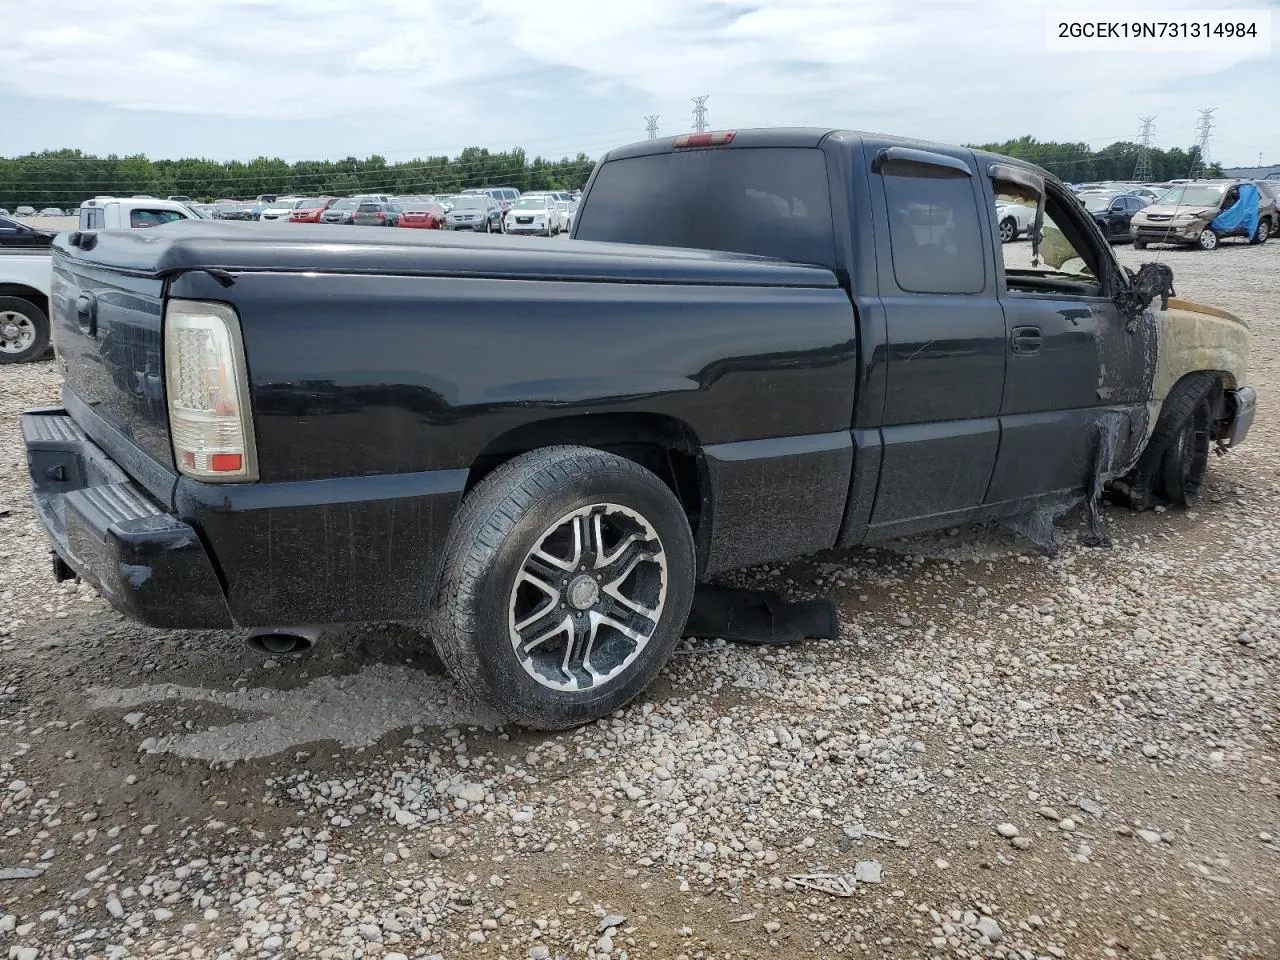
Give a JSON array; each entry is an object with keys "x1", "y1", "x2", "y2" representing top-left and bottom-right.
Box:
[
  {"x1": 880, "y1": 163, "x2": 985, "y2": 294},
  {"x1": 574, "y1": 147, "x2": 836, "y2": 267}
]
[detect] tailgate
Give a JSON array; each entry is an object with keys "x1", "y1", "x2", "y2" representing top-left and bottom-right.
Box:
[{"x1": 50, "y1": 252, "x2": 173, "y2": 471}]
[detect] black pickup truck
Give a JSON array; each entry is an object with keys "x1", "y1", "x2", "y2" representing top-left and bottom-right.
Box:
[{"x1": 23, "y1": 128, "x2": 1255, "y2": 729}]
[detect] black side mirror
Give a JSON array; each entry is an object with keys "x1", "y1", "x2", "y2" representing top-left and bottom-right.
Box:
[{"x1": 1116, "y1": 262, "x2": 1175, "y2": 319}]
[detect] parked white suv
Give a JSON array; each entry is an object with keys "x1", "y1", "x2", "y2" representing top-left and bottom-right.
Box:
[
  {"x1": 258, "y1": 197, "x2": 306, "y2": 222},
  {"x1": 995, "y1": 200, "x2": 1037, "y2": 242},
  {"x1": 504, "y1": 195, "x2": 564, "y2": 236}
]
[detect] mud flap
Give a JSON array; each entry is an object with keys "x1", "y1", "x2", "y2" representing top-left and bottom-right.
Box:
[{"x1": 683, "y1": 584, "x2": 839, "y2": 647}]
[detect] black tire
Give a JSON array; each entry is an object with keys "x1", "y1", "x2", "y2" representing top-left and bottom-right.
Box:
[
  {"x1": 0, "y1": 296, "x2": 51, "y2": 364},
  {"x1": 428, "y1": 445, "x2": 696, "y2": 730},
  {"x1": 1159, "y1": 392, "x2": 1212, "y2": 506},
  {"x1": 1196, "y1": 228, "x2": 1219, "y2": 251},
  {"x1": 484, "y1": 219, "x2": 492, "y2": 234},
  {"x1": 1250, "y1": 218, "x2": 1270, "y2": 245},
  {"x1": 999, "y1": 217, "x2": 1017, "y2": 243},
  {"x1": 1114, "y1": 372, "x2": 1219, "y2": 511},
  {"x1": 1133, "y1": 239, "x2": 1148, "y2": 250}
]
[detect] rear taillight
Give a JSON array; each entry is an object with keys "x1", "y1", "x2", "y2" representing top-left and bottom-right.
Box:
[
  {"x1": 376, "y1": 211, "x2": 386, "y2": 220},
  {"x1": 673, "y1": 130, "x2": 736, "y2": 148},
  {"x1": 163, "y1": 299, "x2": 257, "y2": 482}
]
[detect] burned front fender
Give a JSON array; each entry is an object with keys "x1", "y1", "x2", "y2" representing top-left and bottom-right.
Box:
[
  {"x1": 1154, "y1": 300, "x2": 1250, "y2": 401},
  {"x1": 1133, "y1": 298, "x2": 1252, "y2": 451}
]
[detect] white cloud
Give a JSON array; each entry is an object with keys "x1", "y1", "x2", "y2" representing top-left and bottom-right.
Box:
[{"x1": 2, "y1": 0, "x2": 1274, "y2": 162}]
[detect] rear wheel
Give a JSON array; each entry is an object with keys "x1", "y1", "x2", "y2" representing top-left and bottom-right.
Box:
[
  {"x1": 1251, "y1": 218, "x2": 1270, "y2": 245},
  {"x1": 999, "y1": 217, "x2": 1017, "y2": 243},
  {"x1": 428, "y1": 446, "x2": 696, "y2": 730},
  {"x1": 0, "y1": 297, "x2": 50, "y2": 365}
]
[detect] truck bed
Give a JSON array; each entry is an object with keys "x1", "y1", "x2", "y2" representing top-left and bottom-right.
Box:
[{"x1": 55, "y1": 220, "x2": 840, "y2": 288}]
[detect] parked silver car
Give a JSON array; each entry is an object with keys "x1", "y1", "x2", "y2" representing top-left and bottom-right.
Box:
[
  {"x1": 320, "y1": 198, "x2": 361, "y2": 224},
  {"x1": 446, "y1": 195, "x2": 504, "y2": 232}
]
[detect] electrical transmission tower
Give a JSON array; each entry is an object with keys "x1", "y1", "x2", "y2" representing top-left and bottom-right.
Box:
[
  {"x1": 1133, "y1": 116, "x2": 1156, "y2": 181},
  {"x1": 644, "y1": 115, "x2": 659, "y2": 140},
  {"x1": 691, "y1": 96, "x2": 709, "y2": 133},
  {"x1": 1190, "y1": 107, "x2": 1216, "y2": 178}
]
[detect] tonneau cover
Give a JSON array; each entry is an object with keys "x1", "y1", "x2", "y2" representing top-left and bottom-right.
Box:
[{"x1": 53, "y1": 220, "x2": 839, "y2": 288}]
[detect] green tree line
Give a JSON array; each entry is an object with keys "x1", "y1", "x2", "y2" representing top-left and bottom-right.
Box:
[
  {"x1": 1, "y1": 137, "x2": 1227, "y2": 209},
  {"x1": 0, "y1": 147, "x2": 597, "y2": 208},
  {"x1": 967, "y1": 136, "x2": 1222, "y2": 183}
]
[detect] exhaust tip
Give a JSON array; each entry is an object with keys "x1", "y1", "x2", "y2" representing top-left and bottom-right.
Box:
[{"x1": 245, "y1": 626, "x2": 320, "y2": 658}]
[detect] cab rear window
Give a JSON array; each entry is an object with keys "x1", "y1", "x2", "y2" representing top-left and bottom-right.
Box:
[{"x1": 574, "y1": 147, "x2": 836, "y2": 267}]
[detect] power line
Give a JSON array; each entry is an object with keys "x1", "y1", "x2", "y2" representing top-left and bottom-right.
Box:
[
  {"x1": 1133, "y1": 116, "x2": 1156, "y2": 181},
  {"x1": 690, "y1": 96, "x2": 709, "y2": 134},
  {"x1": 1190, "y1": 107, "x2": 1216, "y2": 178},
  {"x1": 644, "y1": 115, "x2": 659, "y2": 140}
]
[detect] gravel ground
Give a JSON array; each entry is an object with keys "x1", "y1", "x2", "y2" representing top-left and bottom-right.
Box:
[{"x1": 1, "y1": 240, "x2": 1277, "y2": 960}]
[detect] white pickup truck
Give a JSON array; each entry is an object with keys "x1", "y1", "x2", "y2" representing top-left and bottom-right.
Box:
[{"x1": 0, "y1": 198, "x2": 200, "y2": 363}]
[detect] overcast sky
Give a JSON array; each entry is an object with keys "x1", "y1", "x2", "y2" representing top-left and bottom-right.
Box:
[{"x1": 3, "y1": 0, "x2": 1276, "y2": 167}]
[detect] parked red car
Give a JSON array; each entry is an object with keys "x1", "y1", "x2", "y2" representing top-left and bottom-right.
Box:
[
  {"x1": 398, "y1": 202, "x2": 447, "y2": 229},
  {"x1": 287, "y1": 197, "x2": 337, "y2": 223}
]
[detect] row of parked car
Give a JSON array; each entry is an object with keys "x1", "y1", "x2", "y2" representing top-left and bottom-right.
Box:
[
  {"x1": 997, "y1": 177, "x2": 1279, "y2": 251},
  {"x1": 1, "y1": 206, "x2": 72, "y2": 217},
  {"x1": 208, "y1": 188, "x2": 582, "y2": 236}
]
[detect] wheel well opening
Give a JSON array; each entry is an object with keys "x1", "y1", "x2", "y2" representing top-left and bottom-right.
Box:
[
  {"x1": 0, "y1": 285, "x2": 49, "y2": 318},
  {"x1": 466, "y1": 414, "x2": 705, "y2": 532}
]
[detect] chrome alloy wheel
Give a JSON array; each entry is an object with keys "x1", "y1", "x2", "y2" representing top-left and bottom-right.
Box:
[
  {"x1": 508, "y1": 503, "x2": 667, "y2": 692},
  {"x1": 0, "y1": 310, "x2": 36, "y2": 354}
]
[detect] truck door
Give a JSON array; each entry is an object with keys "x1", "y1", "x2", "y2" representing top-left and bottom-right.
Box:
[
  {"x1": 864, "y1": 145, "x2": 1006, "y2": 533},
  {"x1": 984, "y1": 172, "x2": 1156, "y2": 504}
]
